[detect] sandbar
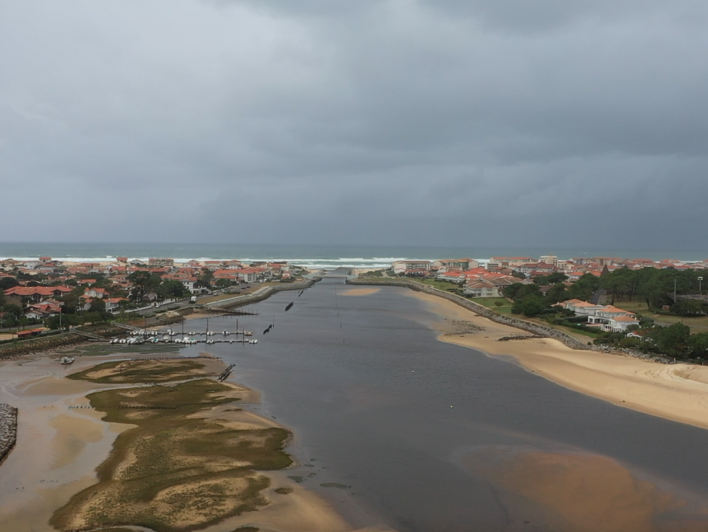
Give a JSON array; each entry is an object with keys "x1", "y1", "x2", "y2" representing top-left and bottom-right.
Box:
[
  {"x1": 341, "y1": 288, "x2": 380, "y2": 296},
  {"x1": 463, "y1": 445, "x2": 708, "y2": 532}
]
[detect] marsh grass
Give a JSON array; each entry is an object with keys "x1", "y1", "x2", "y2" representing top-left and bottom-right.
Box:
[
  {"x1": 68, "y1": 359, "x2": 210, "y2": 384},
  {"x1": 52, "y1": 373, "x2": 292, "y2": 532}
]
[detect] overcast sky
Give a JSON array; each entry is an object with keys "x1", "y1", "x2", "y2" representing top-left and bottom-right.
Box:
[{"x1": 1, "y1": 0, "x2": 707, "y2": 250}]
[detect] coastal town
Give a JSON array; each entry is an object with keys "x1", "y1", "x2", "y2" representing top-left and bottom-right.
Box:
[
  {"x1": 0, "y1": 256, "x2": 306, "y2": 334},
  {"x1": 1, "y1": 252, "x2": 707, "y2": 359},
  {"x1": 387, "y1": 255, "x2": 708, "y2": 359}
]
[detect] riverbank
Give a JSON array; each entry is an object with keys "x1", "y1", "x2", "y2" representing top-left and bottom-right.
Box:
[
  {"x1": 408, "y1": 290, "x2": 708, "y2": 431},
  {"x1": 0, "y1": 352, "x2": 380, "y2": 532}
]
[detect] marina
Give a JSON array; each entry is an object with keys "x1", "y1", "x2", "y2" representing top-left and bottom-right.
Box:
[{"x1": 108, "y1": 326, "x2": 258, "y2": 345}]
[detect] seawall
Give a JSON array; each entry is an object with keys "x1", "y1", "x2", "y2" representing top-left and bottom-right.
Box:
[
  {"x1": 207, "y1": 278, "x2": 321, "y2": 310},
  {"x1": 0, "y1": 403, "x2": 18, "y2": 465}
]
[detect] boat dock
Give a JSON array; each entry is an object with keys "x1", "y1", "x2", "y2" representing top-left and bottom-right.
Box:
[{"x1": 109, "y1": 328, "x2": 258, "y2": 345}]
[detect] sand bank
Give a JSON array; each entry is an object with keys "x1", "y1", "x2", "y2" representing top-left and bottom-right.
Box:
[
  {"x1": 463, "y1": 446, "x2": 708, "y2": 532},
  {"x1": 410, "y1": 291, "x2": 708, "y2": 431},
  {"x1": 341, "y1": 288, "x2": 380, "y2": 296}
]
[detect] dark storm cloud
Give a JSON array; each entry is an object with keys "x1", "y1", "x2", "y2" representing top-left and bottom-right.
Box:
[{"x1": 1, "y1": 0, "x2": 707, "y2": 249}]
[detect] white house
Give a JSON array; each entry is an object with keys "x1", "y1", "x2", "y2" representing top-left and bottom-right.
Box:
[
  {"x1": 561, "y1": 300, "x2": 639, "y2": 332},
  {"x1": 104, "y1": 297, "x2": 128, "y2": 312},
  {"x1": 83, "y1": 287, "x2": 107, "y2": 299},
  {"x1": 432, "y1": 258, "x2": 480, "y2": 272},
  {"x1": 392, "y1": 260, "x2": 432, "y2": 275},
  {"x1": 435, "y1": 271, "x2": 467, "y2": 283},
  {"x1": 587, "y1": 306, "x2": 635, "y2": 324},
  {"x1": 559, "y1": 299, "x2": 605, "y2": 316},
  {"x1": 181, "y1": 278, "x2": 198, "y2": 293},
  {"x1": 606, "y1": 315, "x2": 640, "y2": 332},
  {"x1": 463, "y1": 280, "x2": 501, "y2": 298}
]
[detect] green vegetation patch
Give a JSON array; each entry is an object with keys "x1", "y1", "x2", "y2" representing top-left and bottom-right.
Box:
[
  {"x1": 415, "y1": 278, "x2": 462, "y2": 291},
  {"x1": 67, "y1": 358, "x2": 211, "y2": 384},
  {"x1": 51, "y1": 377, "x2": 292, "y2": 532},
  {"x1": 473, "y1": 297, "x2": 514, "y2": 314},
  {"x1": 320, "y1": 482, "x2": 350, "y2": 489}
]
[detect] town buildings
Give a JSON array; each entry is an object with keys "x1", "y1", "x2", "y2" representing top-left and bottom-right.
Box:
[{"x1": 1, "y1": 257, "x2": 303, "y2": 323}]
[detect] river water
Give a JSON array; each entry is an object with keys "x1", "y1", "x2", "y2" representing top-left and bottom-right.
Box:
[{"x1": 181, "y1": 276, "x2": 708, "y2": 532}]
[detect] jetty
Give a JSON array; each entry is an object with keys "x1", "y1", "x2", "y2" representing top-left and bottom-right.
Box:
[{"x1": 205, "y1": 278, "x2": 320, "y2": 311}]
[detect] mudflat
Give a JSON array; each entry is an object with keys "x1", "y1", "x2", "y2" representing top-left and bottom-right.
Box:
[{"x1": 0, "y1": 353, "x2": 366, "y2": 532}]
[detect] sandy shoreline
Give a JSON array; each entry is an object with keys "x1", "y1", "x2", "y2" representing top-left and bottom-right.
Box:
[
  {"x1": 0, "y1": 352, "x2": 389, "y2": 532},
  {"x1": 408, "y1": 291, "x2": 708, "y2": 431}
]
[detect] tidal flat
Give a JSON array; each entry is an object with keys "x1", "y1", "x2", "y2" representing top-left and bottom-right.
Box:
[{"x1": 0, "y1": 354, "x2": 356, "y2": 532}]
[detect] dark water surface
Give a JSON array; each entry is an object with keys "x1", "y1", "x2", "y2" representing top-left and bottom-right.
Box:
[{"x1": 181, "y1": 277, "x2": 708, "y2": 531}]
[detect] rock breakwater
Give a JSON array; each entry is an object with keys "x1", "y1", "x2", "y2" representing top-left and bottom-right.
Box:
[
  {"x1": 0, "y1": 403, "x2": 18, "y2": 464},
  {"x1": 208, "y1": 278, "x2": 320, "y2": 310}
]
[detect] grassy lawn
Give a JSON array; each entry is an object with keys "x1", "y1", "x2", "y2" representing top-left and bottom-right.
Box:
[
  {"x1": 412, "y1": 278, "x2": 462, "y2": 291},
  {"x1": 198, "y1": 287, "x2": 264, "y2": 304},
  {"x1": 53, "y1": 361, "x2": 292, "y2": 532},
  {"x1": 471, "y1": 297, "x2": 514, "y2": 315},
  {"x1": 524, "y1": 316, "x2": 601, "y2": 342}
]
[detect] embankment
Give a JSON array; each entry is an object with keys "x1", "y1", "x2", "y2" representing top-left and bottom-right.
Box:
[
  {"x1": 0, "y1": 324, "x2": 125, "y2": 361},
  {"x1": 207, "y1": 278, "x2": 321, "y2": 310},
  {"x1": 0, "y1": 403, "x2": 18, "y2": 464}
]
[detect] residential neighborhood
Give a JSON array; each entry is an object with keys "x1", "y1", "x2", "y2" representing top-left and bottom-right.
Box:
[
  {"x1": 389, "y1": 254, "x2": 708, "y2": 350},
  {"x1": 0, "y1": 257, "x2": 305, "y2": 329}
]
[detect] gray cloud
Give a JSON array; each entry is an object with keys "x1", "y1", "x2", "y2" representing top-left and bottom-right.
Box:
[{"x1": 1, "y1": 0, "x2": 707, "y2": 251}]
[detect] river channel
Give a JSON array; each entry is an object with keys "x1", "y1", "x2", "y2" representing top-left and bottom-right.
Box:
[{"x1": 181, "y1": 276, "x2": 708, "y2": 532}]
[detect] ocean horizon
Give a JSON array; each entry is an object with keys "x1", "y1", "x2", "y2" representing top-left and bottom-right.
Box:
[{"x1": 0, "y1": 242, "x2": 706, "y2": 269}]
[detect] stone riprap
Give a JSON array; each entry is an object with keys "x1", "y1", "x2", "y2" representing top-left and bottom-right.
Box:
[
  {"x1": 208, "y1": 278, "x2": 320, "y2": 310},
  {"x1": 0, "y1": 403, "x2": 18, "y2": 464},
  {"x1": 0, "y1": 334, "x2": 84, "y2": 361}
]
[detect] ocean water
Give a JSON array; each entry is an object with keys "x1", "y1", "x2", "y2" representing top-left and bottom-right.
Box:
[
  {"x1": 0, "y1": 242, "x2": 706, "y2": 268},
  {"x1": 174, "y1": 277, "x2": 708, "y2": 531}
]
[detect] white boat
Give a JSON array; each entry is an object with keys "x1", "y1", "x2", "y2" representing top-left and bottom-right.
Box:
[{"x1": 60, "y1": 356, "x2": 75, "y2": 365}]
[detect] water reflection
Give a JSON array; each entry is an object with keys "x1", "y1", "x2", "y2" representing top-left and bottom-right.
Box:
[
  {"x1": 464, "y1": 446, "x2": 708, "y2": 532},
  {"x1": 181, "y1": 278, "x2": 708, "y2": 531}
]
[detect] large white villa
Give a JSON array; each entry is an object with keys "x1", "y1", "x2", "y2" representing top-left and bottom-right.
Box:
[{"x1": 559, "y1": 299, "x2": 640, "y2": 333}]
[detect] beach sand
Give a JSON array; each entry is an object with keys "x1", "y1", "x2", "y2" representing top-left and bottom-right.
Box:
[
  {"x1": 0, "y1": 353, "x2": 386, "y2": 532},
  {"x1": 409, "y1": 290, "x2": 708, "y2": 431}
]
